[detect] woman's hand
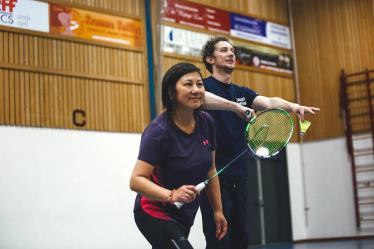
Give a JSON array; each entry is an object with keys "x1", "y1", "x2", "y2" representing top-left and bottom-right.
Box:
[
  {"x1": 172, "y1": 185, "x2": 199, "y2": 203},
  {"x1": 214, "y1": 211, "x2": 227, "y2": 240}
]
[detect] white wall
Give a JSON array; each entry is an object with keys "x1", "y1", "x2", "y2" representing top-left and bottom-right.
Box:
[
  {"x1": 0, "y1": 126, "x2": 205, "y2": 249},
  {"x1": 2, "y1": 126, "x2": 374, "y2": 249},
  {"x1": 287, "y1": 138, "x2": 374, "y2": 240}
]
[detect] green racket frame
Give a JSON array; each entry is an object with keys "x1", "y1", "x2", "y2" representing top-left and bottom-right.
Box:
[{"x1": 245, "y1": 108, "x2": 294, "y2": 158}]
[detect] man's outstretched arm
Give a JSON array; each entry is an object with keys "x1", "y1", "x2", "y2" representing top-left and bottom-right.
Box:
[{"x1": 204, "y1": 91, "x2": 254, "y2": 121}]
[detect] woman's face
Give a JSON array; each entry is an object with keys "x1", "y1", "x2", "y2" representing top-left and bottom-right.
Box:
[{"x1": 174, "y1": 72, "x2": 205, "y2": 111}]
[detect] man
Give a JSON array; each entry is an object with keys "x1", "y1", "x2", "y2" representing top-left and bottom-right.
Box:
[{"x1": 200, "y1": 36, "x2": 319, "y2": 249}]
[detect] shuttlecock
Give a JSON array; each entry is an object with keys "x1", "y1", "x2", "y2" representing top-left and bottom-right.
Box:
[
  {"x1": 256, "y1": 147, "x2": 270, "y2": 157},
  {"x1": 300, "y1": 120, "x2": 311, "y2": 136}
]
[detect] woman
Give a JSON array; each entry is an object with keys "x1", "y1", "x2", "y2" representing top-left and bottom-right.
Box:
[{"x1": 130, "y1": 63, "x2": 227, "y2": 249}]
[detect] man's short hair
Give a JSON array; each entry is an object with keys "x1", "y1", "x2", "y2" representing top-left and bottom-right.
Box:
[{"x1": 201, "y1": 36, "x2": 232, "y2": 73}]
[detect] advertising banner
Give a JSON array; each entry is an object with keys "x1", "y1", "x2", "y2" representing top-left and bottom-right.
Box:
[
  {"x1": 50, "y1": 4, "x2": 142, "y2": 48},
  {"x1": 163, "y1": 0, "x2": 230, "y2": 33},
  {"x1": 162, "y1": 25, "x2": 212, "y2": 57},
  {"x1": 234, "y1": 41, "x2": 293, "y2": 74},
  {"x1": 0, "y1": 0, "x2": 49, "y2": 32},
  {"x1": 163, "y1": 0, "x2": 291, "y2": 49},
  {"x1": 163, "y1": 0, "x2": 205, "y2": 29},
  {"x1": 205, "y1": 6, "x2": 229, "y2": 34},
  {"x1": 230, "y1": 13, "x2": 291, "y2": 49}
]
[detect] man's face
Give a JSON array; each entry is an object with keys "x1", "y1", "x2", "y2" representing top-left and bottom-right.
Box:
[{"x1": 210, "y1": 41, "x2": 236, "y2": 73}]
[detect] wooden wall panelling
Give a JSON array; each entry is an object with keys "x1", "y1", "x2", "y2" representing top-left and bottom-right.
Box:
[
  {"x1": 39, "y1": 73, "x2": 45, "y2": 127},
  {"x1": 9, "y1": 70, "x2": 15, "y2": 124},
  {"x1": 19, "y1": 70, "x2": 23, "y2": 126},
  {"x1": 118, "y1": 83, "x2": 126, "y2": 131},
  {"x1": 14, "y1": 69, "x2": 20, "y2": 125},
  {"x1": 113, "y1": 82, "x2": 121, "y2": 131},
  {"x1": 0, "y1": 70, "x2": 4, "y2": 124},
  {"x1": 3, "y1": 70, "x2": 8, "y2": 124},
  {"x1": 291, "y1": 0, "x2": 374, "y2": 140},
  {"x1": 2, "y1": 31, "x2": 145, "y2": 84},
  {"x1": 62, "y1": 75, "x2": 68, "y2": 128},
  {"x1": 1, "y1": 0, "x2": 150, "y2": 133},
  {"x1": 0, "y1": 32, "x2": 3, "y2": 63},
  {"x1": 105, "y1": 81, "x2": 113, "y2": 131},
  {"x1": 0, "y1": 31, "x2": 149, "y2": 132},
  {"x1": 41, "y1": 73, "x2": 48, "y2": 127},
  {"x1": 3, "y1": 32, "x2": 8, "y2": 62}
]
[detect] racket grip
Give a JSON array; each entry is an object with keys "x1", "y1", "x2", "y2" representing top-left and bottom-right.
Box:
[{"x1": 174, "y1": 182, "x2": 207, "y2": 209}]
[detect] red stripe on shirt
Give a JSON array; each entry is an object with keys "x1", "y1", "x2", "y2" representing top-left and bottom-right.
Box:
[{"x1": 140, "y1": 169, "x2": 172, "y2": 221}]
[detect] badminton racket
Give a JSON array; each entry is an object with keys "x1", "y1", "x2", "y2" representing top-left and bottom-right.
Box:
[{"x1": 174, "y1": 108, "x2": 294, "y2": 209}]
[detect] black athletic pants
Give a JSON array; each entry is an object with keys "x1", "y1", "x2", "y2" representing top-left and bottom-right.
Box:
[
  {"x1": 200, "y1": 176, "x2": 249, "y2": 249},
  {"x1": 134, "y1": 206, "x2": 194, "y2": 249}
]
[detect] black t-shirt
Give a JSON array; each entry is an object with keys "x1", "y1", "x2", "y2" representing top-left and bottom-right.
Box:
[
  {"x1": 204, "y1": 76, "x2": 258, "y2": 177},
  {"x1": 134, "y1": 110, "x2": 216, "y2": 228}
]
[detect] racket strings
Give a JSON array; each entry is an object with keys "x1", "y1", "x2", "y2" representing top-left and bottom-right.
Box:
[{"x1": 246, "y1": 109, "x2": 293, "y2": 156}]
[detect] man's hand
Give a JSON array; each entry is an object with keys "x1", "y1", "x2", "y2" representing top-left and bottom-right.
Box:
[
  {"x1": 292, "y1": 104, "x2": 320, "y2": 120},
  {"x1": 235, "y1": 104, "x2": 255, "y2": 122}
]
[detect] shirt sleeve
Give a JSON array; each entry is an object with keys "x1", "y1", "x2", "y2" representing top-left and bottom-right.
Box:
[
  {"x1": 243, "y1": 86, "x2": 258, "y2": 108},
  {"x1": 138, "y1": 123, "x2": 166, "y2": 166}
]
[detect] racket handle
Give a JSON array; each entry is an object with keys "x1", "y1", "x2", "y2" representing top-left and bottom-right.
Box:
[
  {"x1": 174, "y1": 201, "x2": 184, "y2": 209},
  {"x1": 174, "y1": 182, "x2": 207, "y2": 209}
]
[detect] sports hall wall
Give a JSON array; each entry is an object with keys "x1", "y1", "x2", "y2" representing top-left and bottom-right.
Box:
[
  {"x1": 288, "y1": 0, "x2": 374, "y2": 240},
  {"x1": 1, "y1": 0, "x2": 374, "y2": 248},
  {"x1": 0, "y1": 0, "x2": 150, "y2": 132}
]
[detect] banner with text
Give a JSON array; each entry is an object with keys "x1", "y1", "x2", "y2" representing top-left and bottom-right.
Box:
[
  {"x1": 162, "y1": 0, "x2": 230, "y2": 33},
  {"x1": 162, "y1": 0, "x2": 291, "y2": 49},
  {"x1": 162, "y1": 25, "x2": 293, "y2": 74},
  {"x1": 234, "y1": 41, "x2": 293, "y2": 74},
  {"x1": 0, "y1": 0, "x2": 49, "y2": 32},
  {"x1": 50, "y1": 4, "x2": 142, "y2": 48},
  {"x1": 162, "y1": 25, "x2": 212, "y2": 57},
  {"x1": 230, "y1": 13, "x2": 291, "y2": 49}
]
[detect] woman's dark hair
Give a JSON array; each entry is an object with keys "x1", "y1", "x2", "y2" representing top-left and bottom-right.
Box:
[
  {"x1": 162, "y1": 62, "x2": 203, "y2": 112},
  {"x1": 201, "y1": 36, "x2": 232, "y2": 73}
]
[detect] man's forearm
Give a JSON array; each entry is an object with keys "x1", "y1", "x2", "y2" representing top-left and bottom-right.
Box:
[
  {"x1": 268, "y1": 97, "x2": 299, "y2": 112},
  {"x1": 253, "y1": 96, "x2": 299, "y2": 112},
  {"x1": 204, "y1": 91, "x2": 240, "y2": 112}
]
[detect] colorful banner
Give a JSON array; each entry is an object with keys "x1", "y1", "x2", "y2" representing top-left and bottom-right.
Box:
[
  {"x1": 230, "y1": 13, "x2": 291, "y2": 49},
  {"x1": 0, "y1": 0, "x2": 49, "y2": 32},
  {"x1": 162, "y1": 25, "x2": 212, "y2": 57},
  {"x1": 234, "y1": 41, "x2": 293, "y2": 74},
  {"x1": 162, "y1": 0, "x2": 292, "y2": 49},
  {"x1": 205, "y1": 6, "x2": 230, "y2": 34},
  {"x1": 163, "y1": 0, "x2": 230, "y2": 33},
  {"x1": 161, "y1": 24, "x2": 293, "y2": 74},
  {"x1": 50, "y1": 4, "x2": 142, "y2": 48},
  {"x1": 163, "y1": 0, "x2": 205, "y2": 29}
]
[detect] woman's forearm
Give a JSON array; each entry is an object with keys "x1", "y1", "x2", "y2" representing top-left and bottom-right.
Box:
[{"x1": 130, "y1": 176, "x2": 171, "y2": 202}]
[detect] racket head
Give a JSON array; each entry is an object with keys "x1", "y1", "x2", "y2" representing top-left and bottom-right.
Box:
[{"x1": 245, "y1": 108, "x2": 293, "y2": 158}]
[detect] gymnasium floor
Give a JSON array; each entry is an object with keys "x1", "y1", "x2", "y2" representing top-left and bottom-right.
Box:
[{"x1": 249, "y1": 239, "x2": 374, "y2": 249}]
